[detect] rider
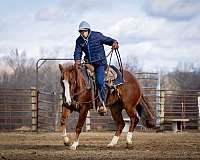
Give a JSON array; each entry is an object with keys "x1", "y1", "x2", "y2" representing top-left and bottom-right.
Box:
[{"x1": 73, "y1": 21, "x2": 119, "y2": 114}]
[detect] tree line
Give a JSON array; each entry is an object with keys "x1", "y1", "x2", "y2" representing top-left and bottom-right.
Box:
[{"x1": 0, "y1": 50, "x2": 200, "y2": 92}]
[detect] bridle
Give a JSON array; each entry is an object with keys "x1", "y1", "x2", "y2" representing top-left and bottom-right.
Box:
[{"x1": 61, "y1": 66, "x2": 99, "y2": 106}]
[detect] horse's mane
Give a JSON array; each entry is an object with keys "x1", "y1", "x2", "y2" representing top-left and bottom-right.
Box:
[{"x1": 62, "y1": 63, "x2": 74, "y2": 70}]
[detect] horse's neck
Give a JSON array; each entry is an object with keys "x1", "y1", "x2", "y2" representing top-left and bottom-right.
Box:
[{"x1": 77, "y1": 70, "x2": 86, "y2": 89}]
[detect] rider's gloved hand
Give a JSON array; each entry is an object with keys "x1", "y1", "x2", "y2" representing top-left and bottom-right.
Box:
[
  {"x1": 75, "y1": 60, "x2": 81, "y2": 69},
  {"x1": 112, "y1": 41, "x2": 119, "y2": 50}
]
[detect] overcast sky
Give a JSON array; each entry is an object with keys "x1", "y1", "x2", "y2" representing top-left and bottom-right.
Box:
[{"x1": 0, "y1": 0, "x2": 200, "y2": 71}]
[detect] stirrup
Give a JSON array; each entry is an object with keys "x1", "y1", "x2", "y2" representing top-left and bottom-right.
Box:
[{"x1": 110, "y1": 85, "x2": 116, "y2": 94}]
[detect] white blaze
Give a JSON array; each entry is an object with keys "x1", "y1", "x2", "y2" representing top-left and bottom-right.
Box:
[{"x1": 63, "y1": 79, "x2": 71, "y2": 105}]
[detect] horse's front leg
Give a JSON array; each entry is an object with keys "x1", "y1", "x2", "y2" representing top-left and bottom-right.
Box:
[
  {"x1": 60, "y1": 105, "x2": 72, "y2": 146},
  {"x1": 70, "y1": 106, "x2": 88, "y2": 150}
]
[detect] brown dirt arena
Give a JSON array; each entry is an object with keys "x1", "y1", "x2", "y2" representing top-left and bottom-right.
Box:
[{"x1": 0, "y1": 132, "x2": 200, "y2": 160}]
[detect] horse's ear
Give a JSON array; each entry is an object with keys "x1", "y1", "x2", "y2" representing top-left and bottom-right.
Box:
[{"x1": 59, "y1": 64, "x2": 64, "y2": 73}]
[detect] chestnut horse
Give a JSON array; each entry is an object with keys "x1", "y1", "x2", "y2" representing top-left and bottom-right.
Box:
[{"x1": 59, "y1": 64, "x2": 155, "y2": 150}]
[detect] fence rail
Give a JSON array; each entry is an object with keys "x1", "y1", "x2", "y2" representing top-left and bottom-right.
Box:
[
  {"x1": 0, "y1": 87, "x2": 200, "y2": 132},
  {"x1": 0, "y1": 88, "x2": 35, "y2": 131}
]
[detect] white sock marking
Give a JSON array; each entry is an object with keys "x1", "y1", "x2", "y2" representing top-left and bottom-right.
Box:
[
  {"x1": 70, "y1": 140, "x2": 79, "y2": 150},
  {"x1": 107, "y1": 136, "x2": 119, "y2": 147},
  {"x1": 62, "y1": 128, "x2": 69, "y2": 144},
  {"x1": 63, "y1": 127, "x2": 67, "y2": 136},
  {"x1": 126, "y1": 132, "x2": 133, "y2": 144}
]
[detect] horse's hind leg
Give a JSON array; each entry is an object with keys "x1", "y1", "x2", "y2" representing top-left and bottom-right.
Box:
[
  {"x1": 125, "y1": 105, "x2": 139, "y2": 145},
  {"x1": 60, "y1": 105, "x2": 72, "y2": 146},
  {"x1": 108, "y1": 103, "x2": 125, "y2": 147}
]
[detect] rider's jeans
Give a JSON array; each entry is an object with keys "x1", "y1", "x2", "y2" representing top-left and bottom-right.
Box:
[{"x1": 94, "y1": 65, "x2": 106, "y2": 103}]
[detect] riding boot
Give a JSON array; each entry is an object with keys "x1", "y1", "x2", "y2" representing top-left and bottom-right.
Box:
[{"x1": 97, "y1": 101, "x2": 107, "y2": 116}]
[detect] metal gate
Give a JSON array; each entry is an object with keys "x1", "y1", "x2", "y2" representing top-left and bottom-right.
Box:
[
  {"x1": 35, "y1": 58, "x2": 73, "y2": 131},
  {"x1": 37, "y1": 91, "x2": 61, "y2": 131},
  {"x1": 161, "y1": 90, "x2": 199, "y2": 130}
]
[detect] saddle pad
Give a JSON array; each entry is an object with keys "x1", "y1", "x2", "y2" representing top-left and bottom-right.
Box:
[
  {"x1": 105, "y1": 66, "x2": 117, "y2": 81},
  {"x1": 108, "y1": 65, "x2": 124, "y2": 86}
]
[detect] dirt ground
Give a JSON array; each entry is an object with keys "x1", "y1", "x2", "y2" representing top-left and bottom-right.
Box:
[{"x1": 0, "y1": 132, "x2": 200, "y2": 160}]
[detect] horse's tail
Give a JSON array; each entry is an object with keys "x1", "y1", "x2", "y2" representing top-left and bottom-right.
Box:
[{"x1": 136, "y1": 94, "x2": 156, "y2": 128}]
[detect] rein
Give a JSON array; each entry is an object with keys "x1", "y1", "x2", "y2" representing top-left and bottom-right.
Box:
[
  {"x1": 70, "y1": 49, "x2": 123, "y2": 106},
  {"x1": 70, "y1": 67, "x2": 99, "y2": 105},
  {"x1": 71, "y1": 86, "x2": 100, "y2": 107},
  {"x1": 74, "y1": 94, "x2": 100, "y2": 105}
]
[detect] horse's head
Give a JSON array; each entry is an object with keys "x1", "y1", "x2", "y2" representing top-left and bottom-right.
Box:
[{"x1": 59, "y1": 64, "x2": 79, "y2": 106}]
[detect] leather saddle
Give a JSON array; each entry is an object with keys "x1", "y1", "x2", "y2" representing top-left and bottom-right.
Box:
[{"x1": 83, "y1": 64, "x2": 122, "y2": 89}]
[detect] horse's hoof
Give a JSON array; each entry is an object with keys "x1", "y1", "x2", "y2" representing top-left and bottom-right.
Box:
[
  {"x1": 126, "y1": 141, "x2": 132, "y2": 148},
  {"x1": 69, "y1": 141, "x2": 79, "y2": 150},
  {"x1": 63, "y1": 136, "x2": 70, "y2": 146},
  {"x1": 107, "y1": 143, "x2": 115, "y2": 148},
  {"x1": 126, "y1": 141, "x2": 132, "y2": 145},
  {"x1": 70, "y1": 145, "x2": 77, "y2": 150}
]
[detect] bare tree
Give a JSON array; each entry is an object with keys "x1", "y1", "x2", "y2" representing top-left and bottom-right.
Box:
[
  {"x1": 123, "y1": 56, "x2": 142, "y2": 73},
  {"x1": 0, "y1": 49, "x2": 35, "y2": 88},
  {"x1": 38, "y1": 61, "x2": 61, "y2": 93},
  {"x1": 163, "y1": 62, "x2": 200, "y2": 90}
]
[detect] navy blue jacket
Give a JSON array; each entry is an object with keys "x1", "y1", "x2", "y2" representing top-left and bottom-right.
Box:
[{"x1": 73, "y1": 31, "x2": 116, "y2": 66}]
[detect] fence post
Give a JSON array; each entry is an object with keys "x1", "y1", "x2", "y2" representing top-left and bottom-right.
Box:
[
  {"x1": 160, "y1": 90, "x2": 165, "y2": 130},
  {"x1": 156, "y1": 73, "x2": 161, "y2": 127},
  {"x1": 31, "y1": 87, "x2": 37, "y2": 131},
  {"x1": 198, "y1": 95, "x2": 200, "y2": 130},
  {"x1": 86, "y1": 111, "x2": 91, "y2": 132}
]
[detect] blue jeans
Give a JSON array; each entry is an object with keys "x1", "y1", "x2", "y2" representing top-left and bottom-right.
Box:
[{"x1": 95, "y1": 65, "x2": 106, "y2": 103}]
